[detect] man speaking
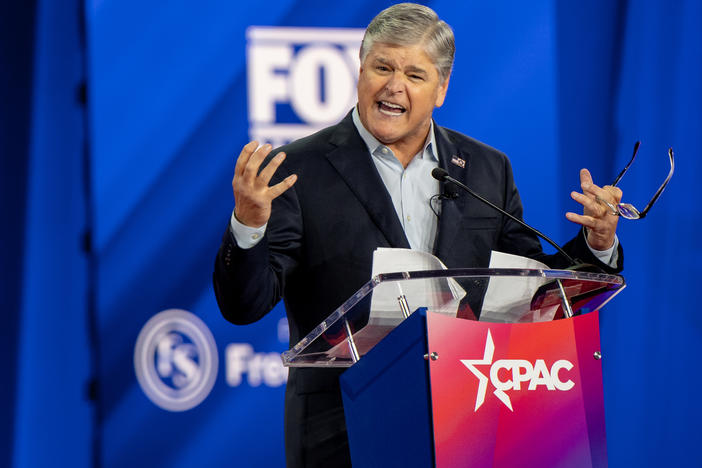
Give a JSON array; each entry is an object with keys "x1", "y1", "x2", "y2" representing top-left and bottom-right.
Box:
[{"x1": 214, "y1": 3, "x2": 623, "y2": 467}]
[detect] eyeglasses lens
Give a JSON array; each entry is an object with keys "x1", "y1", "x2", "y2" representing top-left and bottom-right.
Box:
[{"x1": 617, "y1": 203, "x2": 641, "y2": 220}]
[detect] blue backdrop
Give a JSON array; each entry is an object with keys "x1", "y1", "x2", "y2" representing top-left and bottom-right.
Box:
[{"x1": 3, "y1": 1, "x2": 700, "y2": 467}]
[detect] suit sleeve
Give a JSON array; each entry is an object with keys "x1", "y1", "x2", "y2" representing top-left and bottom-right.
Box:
[{"x1": 212, "y1": 161, "x2": 303, "y2": 325}]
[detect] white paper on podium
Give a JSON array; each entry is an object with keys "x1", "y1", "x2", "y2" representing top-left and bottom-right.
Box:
[
  {"x1": 480, "y1": 250, "x2": 558, "y2": 322},
  {"x1": 325, "y1": 248, "x2": 467, "y2": 360},
  {"x1": 326, "y1": 250, "x2": 558, "y2": 360},
  {"x1": 368, "y1": 248, "x2": 466, "y2": 326}
]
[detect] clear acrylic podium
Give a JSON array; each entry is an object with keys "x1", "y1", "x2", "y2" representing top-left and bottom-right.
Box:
[{"x1": 281, "y1": 268, "x2": 626, "y2": 467}]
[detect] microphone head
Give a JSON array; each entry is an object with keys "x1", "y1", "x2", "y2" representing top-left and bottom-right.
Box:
[{"x1": 431, "y1": 167, "x2": 449, "y2": 181}]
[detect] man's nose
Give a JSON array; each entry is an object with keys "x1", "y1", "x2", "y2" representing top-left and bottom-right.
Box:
[{"x1": 384, "y1": 72, "x2": 404, "y2": 94}]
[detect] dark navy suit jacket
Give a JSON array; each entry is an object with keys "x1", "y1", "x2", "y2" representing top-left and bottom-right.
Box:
[{"x1": 213, "y1": 111, "x2": 622, "y2": 467}]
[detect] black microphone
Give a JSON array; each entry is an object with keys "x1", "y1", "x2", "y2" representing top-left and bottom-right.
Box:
[
  {"x1": 431, "y1": 167, "x2": 579, "y2": 267},
  {"x1": 441, "y1": 179, "x2": 459, "y2": 199}
]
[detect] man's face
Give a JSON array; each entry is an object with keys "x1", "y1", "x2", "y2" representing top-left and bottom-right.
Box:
[{"x1": 357, "y1": 42, "x2": 449, "y2": 153}]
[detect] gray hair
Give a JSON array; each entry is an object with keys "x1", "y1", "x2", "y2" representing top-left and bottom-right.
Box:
[{"x1": 360, "y1": 3, "x2": 455, "y2": 83}]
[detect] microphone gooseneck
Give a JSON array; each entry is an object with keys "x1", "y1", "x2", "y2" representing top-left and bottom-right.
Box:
[{"x1": 431, "y1": 167, "x2": 578, "y2": 267}]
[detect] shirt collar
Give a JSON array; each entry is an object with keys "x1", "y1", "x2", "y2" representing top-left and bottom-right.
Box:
[{"x1": 352, "y1": 106, "x2": 438, "y2": 162}]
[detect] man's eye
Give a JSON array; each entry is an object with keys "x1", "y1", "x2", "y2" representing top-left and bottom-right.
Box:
[{"x1": 409, "y1": 74, "x2": 424, "y2": 81}]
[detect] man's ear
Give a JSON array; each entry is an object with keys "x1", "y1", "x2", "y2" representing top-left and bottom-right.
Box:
[{"x1": 435, "y1": 76, "x2": 450, "y2": 108}]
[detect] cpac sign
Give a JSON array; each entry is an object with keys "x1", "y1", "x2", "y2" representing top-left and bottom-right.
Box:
[
  {"x1": 246, "y1": 26, "x2": 365, "y2": 147},
  {"x1": 461, "y1": 330, "x2": 575, "y2": 412}
]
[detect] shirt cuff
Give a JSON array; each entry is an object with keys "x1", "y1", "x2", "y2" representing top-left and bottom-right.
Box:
[
  {"x1": 585, "y1": 231, "x2": 619, "y2": 268},
  {"x1": 230, "y1": 210, "x2": 267, "y2": 249}
]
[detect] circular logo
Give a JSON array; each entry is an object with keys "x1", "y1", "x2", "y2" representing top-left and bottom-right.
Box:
[{"x1": 134, "y1": 309, "x2": 218, "y2": 411}]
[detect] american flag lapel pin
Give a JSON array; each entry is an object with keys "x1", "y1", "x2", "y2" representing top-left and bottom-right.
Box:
[{"x1": 451, "y1": 155, "x2": 466, "y2": 168}]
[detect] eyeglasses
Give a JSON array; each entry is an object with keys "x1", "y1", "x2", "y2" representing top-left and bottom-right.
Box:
[{"x1": 597, "y1": 141, "x2": 675, "y2": 220}]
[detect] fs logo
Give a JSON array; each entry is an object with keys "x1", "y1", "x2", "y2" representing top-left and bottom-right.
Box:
[
  {"x1": 246, "y1": 26, "x2": 365, "y2": 147},
  {"x1": 461, "y1": 330, "x2": 575, "y2": 412},
  {"x1": 134, "y1": 309, "x2": 218, "y2": 412}
]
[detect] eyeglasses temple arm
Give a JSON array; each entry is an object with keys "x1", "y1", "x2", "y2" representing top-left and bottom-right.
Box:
[
  {"x1": 639, "y1": 148, "x2": 675, "y2": 216},
  {"x1": 612, "y1": 141, "x2": 641, "y2": 186}
]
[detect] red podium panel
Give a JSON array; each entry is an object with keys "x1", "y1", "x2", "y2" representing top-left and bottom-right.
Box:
[
  {"x1": 427, "y1": 311, "x2": 606, "y2": 468},
  {"x1": 285, "y1": 268, "x2": 624, "y2": 467}
]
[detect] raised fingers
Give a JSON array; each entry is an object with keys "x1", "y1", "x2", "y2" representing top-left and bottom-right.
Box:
[
  {"x1": 579, "y1": 169, "x2": 607, "y2": 201},
  {"x1": 240, "y1": 143, "x2": 273, "y2": 184},
  {"x1": 268, "y1": 174, "x2": 298, "y2": 199},
  {"x1": 570, "y1": 190, "x2": 610, "y2": 218},
  {"x1": 566, "y1": 168, "x2": 620, "y2": 250},
  {"x1": 579, "y1": 170, "x2": 622, "y2": 204},
  {"x1": 258, "y1": 152, "x2": 287, "y2": 186},
  {"x1": 605, "y1": 185, "x2": 623, "y2": 203},
  {"x1": 565, "y1": 211, "x2": 600, "y2": 230},
  {"x1": 580, "y1": 168, "x2": 594, "y2": 188},
  {"x1": 231, "y1": 141, "x2": 297, "y2": 227},
  {"x1": 234, "y1": 141, "x2": 260, "y2": 178}
]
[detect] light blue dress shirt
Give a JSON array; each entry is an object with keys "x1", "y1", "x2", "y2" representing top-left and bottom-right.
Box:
[{"x1": 350, "y1": 107, "x2": 439, "y2": 252}]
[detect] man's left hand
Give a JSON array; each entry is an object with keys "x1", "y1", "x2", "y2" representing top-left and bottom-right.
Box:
[{"x1": 565, "y1": 169, "x2": 622, "y2": 251}]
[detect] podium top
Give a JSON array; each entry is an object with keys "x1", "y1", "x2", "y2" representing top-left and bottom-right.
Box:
[{"x1": 281, "y1": 268, "x2": 625, "y2": 368}]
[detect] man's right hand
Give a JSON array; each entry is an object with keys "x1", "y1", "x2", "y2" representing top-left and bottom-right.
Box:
[{"x1": 232, "y1": 141, "x2": 298, "y2": 228}]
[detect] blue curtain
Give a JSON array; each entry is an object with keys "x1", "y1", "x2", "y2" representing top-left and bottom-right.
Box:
[
  {"x1": 6, "y1": 0, "x2": 94, "y2": 467},
  {"x1": 557, "y1": 2, "x2": 701, "y2": 465},
  {"x1": 0, "y1": 3, "x2": 36, "y2": 467},
  {"x1": 563, "y1": 2, "x2": 702, "y2": 466}
]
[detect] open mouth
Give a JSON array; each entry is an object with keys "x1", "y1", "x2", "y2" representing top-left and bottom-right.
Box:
[{"x1": 377, "y1": 101, "x2": 406, "y2": 116}]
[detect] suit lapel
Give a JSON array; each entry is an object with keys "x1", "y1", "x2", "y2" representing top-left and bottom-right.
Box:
[
  {"x1": 434, "y1": 124, "x2": 469, "y2": 260},
  {"x1": 325, "y1": 114, "x2": 411, "y2": 249}
]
